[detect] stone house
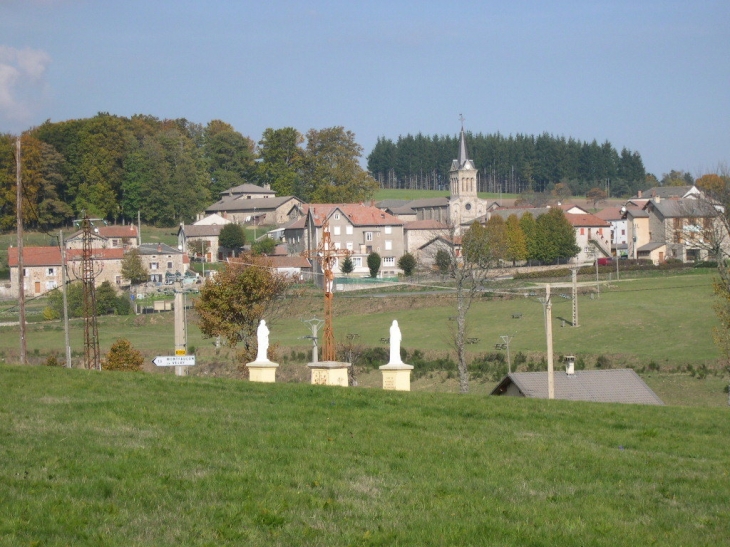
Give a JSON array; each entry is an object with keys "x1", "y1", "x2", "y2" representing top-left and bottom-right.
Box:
[
  {"x1": 565, "y1": 213, "x2": 612, "y2": 263},
  {"x1": 204, "y1": 193, "x2": 304, "y2": 226},
  {"x1": 306, "y1": 204, "x2": 405, "y2": 278},
  {"x1": 136, "y1": 243, "x2": 189, "y2": 283},
  {"x1": 65, "y1": 224, "x2": 139, "y2": 250},
  {"x1": 641, "y1": 197, "x2": 723, "y2": 263},
  {"x1": 178, "y1": 223, "x2": 225, "y2": 263},
  {"x1": 8, "y1": 246, "x2": 126, "y2": 297},
  {"x1": 403, "y1": 219, "x2": 449, "y2": 256}
]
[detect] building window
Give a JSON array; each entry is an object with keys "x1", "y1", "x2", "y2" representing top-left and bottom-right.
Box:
[
  {"x1": 334, "y1": 213, "x2": 340, "y2": 220},
  {"x1": 333, "y1": 226, "x2": 341, "y2": 235},
  {"x1": 346, "y1": 242, "x2": 353, "y2": 251},
  {"x1": 383, "y1": 257, "x2": 395, "y2": 266},
  {"x1": 580, "y1": 228, "x2": 585, "y2": 235},
  {"x1": 116, "y1": 275, "x2": 122, "y2": 285},
  {"x1": 111, "y1": 239, "x2": 119, "y2": 247},
  {"x1": 334, "y1": 242, "x2": 341, "y2": 250},
  {"x1": 385, "y1": 226, "x2": 392, "y2": 234},
  {"x1": 346, "y1": 225, "x2": 353, "y2": 235},
  {"x1": 385, "y1": 240, "x2": 392, "y2": 251},
  {"x1": 352, "y1": 257, "x2": 362, "y2": 267},
  {"x1": 167, "y1": 261, "x2": 173, "y2": 269},
  {"x1": 365, "y1": 232, "x2": 373, "y2": 241},
  {"x1": 150, "y1": 262, "x2": 159, "y2": 270},
  {"x1": 47, "y1": 267, "x2": 55, "y2": 276}
]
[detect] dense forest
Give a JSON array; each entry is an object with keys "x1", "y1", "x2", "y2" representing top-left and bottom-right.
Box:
[
  {"x1": 367, "y1": 132, "x2": 649, "y2": 197},
  {"x1": 1, "y1": 113, "x2": 696, "y2": 232},
  {"x1": 0, "y1": 114, "x2": 376, "y2": 229}
]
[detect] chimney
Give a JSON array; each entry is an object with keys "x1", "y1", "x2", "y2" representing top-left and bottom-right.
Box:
[
  {"x1": 565, "y1": 355, "x2": 575, "y2": 375},
  {"x1": 655, "y1": 195, "x2": 661, "y2": 203},
  {"x1": 157, "y1": 243, "x2": 162, "y2": 252},
  {"x1": 637, "y1": 190, "x2": 642, "y2": 198}
]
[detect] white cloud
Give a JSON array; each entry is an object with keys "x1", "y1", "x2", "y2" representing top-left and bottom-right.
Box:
[{"x1": 0, "y1": 45, "x2": 51, "y2": 125}]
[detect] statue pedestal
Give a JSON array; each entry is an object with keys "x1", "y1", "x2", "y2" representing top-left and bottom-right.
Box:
[
  {"x1": 379, "y1": 362, "x2": 414, "y2": 391},
  {"x1": 307, "y1": 361, "x2": 351, "y2": 387},
  {"x1": 246, "y1": 359, "x2": 279, "y2": 383}
]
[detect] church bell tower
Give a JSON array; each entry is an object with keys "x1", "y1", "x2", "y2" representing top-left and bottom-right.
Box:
[{"x1": 449, "y1": 120, "x2": 480, "y2": 230}]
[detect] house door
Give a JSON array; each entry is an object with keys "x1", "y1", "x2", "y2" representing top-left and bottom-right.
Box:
[
  {"x1": 658, "y1": 251, "x2": 664, "y2": 262},
  {"x1": 34, "y1": 281, "x2": 41, "y2": 294}
]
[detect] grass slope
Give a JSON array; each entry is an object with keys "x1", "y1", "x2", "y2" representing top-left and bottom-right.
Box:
[{"x1": 1, "y1": 365, "x2": 728, "y2": 546}]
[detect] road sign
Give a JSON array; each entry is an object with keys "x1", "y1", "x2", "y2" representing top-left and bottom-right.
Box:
[
  {"x1": 175, "y1": 349, "x2": 186, "y2": 355},
  {"x1": 153, "y1": 355, "x2": 196, "y2": 367}
]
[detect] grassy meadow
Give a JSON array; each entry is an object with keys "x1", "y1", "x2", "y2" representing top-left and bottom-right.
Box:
[
  {"x1": 1, "y1": 364, "x2": 729, "y2": 547},
  {"x1": 0, "y1": 269, "x2": 727, "y2": 405}
]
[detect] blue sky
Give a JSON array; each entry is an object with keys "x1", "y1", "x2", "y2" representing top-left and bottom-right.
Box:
[{"x1": 1, "y1": 0, "x2": 728, "y2": 178}]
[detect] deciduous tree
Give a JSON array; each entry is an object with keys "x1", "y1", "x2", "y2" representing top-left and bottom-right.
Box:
[
  {"x1": 121, "y1": 249, "x2": 148, "y2": 287},
  {"x1": 218, "y1": 223, "x2": 246, "y2": 255},
  {"x1": 300, "y1": 126, "x2": 378, "y2": 203},
  {"x1": 195, "y1": 256, "x2": 290, "y2": 363}
]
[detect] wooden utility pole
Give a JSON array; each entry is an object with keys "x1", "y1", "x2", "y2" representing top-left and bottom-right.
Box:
[
  {"x1": 16, "y1": 136, "x2": 27, "y2": 365},
  {"x1": 545, "y1": 284, "x2": 554, "y2": 400},
  {"x1": 571, "y1": 267, "x2": 579, "y2": 328}
]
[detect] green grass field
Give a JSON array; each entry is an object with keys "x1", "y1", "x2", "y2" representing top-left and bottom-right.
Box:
[
  {"x1": 1, "y1": 364, "x2": 728, "y2": 546},
  {"x1": 0, "y1": 270, "x2": 726, "y2": 405}
]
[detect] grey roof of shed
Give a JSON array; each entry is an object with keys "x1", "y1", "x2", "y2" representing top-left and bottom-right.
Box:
[
  {"x1": 637, "y1": 242, "x2": 666, "y2": 252},
  {"x1": 179, "y1": 224, "x2": 224, "y2": 237},
  {"x1": 491, "y1": 369, "x2": 664, "y2": 405}
]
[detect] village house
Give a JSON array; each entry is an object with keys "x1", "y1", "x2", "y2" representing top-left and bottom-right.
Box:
[
  {"x1": 177, "y1": 214, "x2": 231, "y2": 263},
  {"x1": 565, "y1": 212, "x2": 612, "y2": 262},
  {"x1": 306, "y1": 204, "x2": 405, "y2": 278},
  {"x1": 639, "y1": 197, "x2": 723, "y2": 263},
  {"x1": 8, "y1": 246, "x2": 124, "y2": 297},
  {"x1": 65, "y1": 224, "x2": 139, "y2": 250}
]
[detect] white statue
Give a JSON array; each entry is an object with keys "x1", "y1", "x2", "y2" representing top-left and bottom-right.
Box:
[
  {"x1": 256, "y1": 319, "x2": 269, "y2": 362},
  {"x1": 389, "y1": 320, "x2": 402, "y2": 364}
]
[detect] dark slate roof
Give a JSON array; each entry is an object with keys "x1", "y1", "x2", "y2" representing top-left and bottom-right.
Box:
[
  {"x1": 179, "y1": 224, "x2": 224, "y2": 237},
  {"x1": 407, "y1": 197, "x2": 449, "y2": 208},
  {"x1": 376, "y1": 199, "x2": 410, "y2": 209},
  {"x1": 220, "y1": 183, "x2": 275, "y2": 197},
  {"x1": 137, "y1": 243, "x2": 184, "y2": 255},
  {"x1": 639, "y1": 186, "x2": 693, "y2": 199},
  {"x1": 648, "y1": 198, "x2": 717, "y2": 219},
  {"x1": 491, "y1": 369, "x2": 664, "y2": 405},
  {"x1": 206, "y1": 196, "x2": 299, "y2": 213}
]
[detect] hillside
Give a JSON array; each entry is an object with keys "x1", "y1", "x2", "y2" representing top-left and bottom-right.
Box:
[{"x1": 1, "y1": 365, "x2": 728, "y2": 546}]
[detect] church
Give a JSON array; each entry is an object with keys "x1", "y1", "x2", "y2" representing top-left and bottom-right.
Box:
[{"x1": 377, "y1": 124, "x2": 489, "y2": 233}]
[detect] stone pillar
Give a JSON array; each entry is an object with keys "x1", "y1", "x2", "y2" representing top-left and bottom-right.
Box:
[
  {"x1": 246, "y1": 359, "x2": 279, "y2": 383},
  {"x1": 307, "y1": 361, "x2": 351, "y2": 387},
  {"x1": 379, "y1": 362, "x2": 414, "y2": 391}
]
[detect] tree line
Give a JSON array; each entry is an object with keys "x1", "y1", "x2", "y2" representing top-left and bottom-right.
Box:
[
  {"x1": 0, "y1": 114, "x2": 377, "y2": 230},
  {"x1": 367, "y1": 132, "x2": 648, "y2": 197}
]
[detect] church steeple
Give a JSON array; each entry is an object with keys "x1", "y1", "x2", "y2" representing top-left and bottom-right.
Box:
[
  {"x1": 448, "y1": 116, "x2": 481, "y2": 231},
  {"x1": 457, "y1": 125, "x2": 469, "y2": 168}
]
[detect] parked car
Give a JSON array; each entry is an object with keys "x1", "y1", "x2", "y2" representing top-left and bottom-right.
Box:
[{"x1": 596, "y1": 257, "x2": 613, "y2": 266}]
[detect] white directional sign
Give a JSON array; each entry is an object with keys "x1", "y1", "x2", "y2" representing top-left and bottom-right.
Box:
[{"x1": 153, "y1": 355, "x2": 196, "y2": 367}]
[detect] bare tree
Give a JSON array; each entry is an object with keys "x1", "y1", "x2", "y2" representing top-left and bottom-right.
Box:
[{"x1": 421, "y1": 221, "x2": 495, "y2": 393}]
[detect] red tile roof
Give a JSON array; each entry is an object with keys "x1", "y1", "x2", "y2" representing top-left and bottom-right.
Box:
[
  {"x1": 8, "y1": 246, "x2": 125, "y2": 267},
  {"x1": 565, "y1": 213, "x2": 611, "y2": 228},
  {"x1": 310, "y1": 204, "x2": 404, "y2": 227}
]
